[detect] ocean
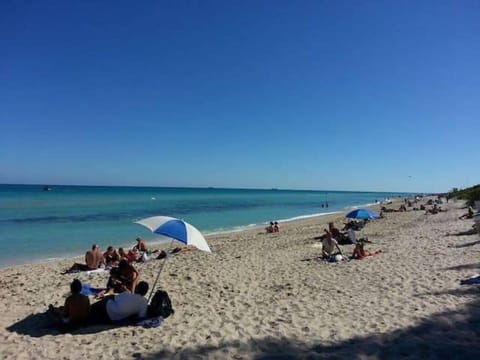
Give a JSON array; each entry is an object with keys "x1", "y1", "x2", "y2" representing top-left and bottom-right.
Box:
[{"x1": 0, "y1": 184, "x2": 411, "y2": 268}]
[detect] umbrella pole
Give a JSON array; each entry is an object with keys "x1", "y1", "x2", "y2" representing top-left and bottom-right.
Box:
[{"x1": 147, "y1": 239, "x2": 174, "y2": 303}]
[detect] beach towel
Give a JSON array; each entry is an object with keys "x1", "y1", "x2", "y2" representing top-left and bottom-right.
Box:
[
  {"x1": 460, "y1": 275, "x2": 480, "y2": 285},
  {"x1": 85, "y1": 268, "x2": 107, "y2": 275},
  {"x1": 81, "y1": 284, "x2": 107, "y2": 296}
]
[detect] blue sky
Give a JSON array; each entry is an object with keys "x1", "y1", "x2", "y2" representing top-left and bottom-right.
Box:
[{"x1": 1, "y1": 1, "x2": 479, "y2": 193}]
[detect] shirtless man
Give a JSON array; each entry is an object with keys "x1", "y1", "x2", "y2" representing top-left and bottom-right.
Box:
[
  {"x1": 49, "y1": 279, "x2": 90, "y2": 328},
  {"x1": 134, "y1": 238, "x2": 148, "y2": 252},
  {"x1": 66, "y1": 244, "x2": 103, "y2": 272}
]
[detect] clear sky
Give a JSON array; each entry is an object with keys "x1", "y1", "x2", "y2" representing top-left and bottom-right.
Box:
[{"x1": 1, "y1": 1, "x2": 479, "y2": 193}]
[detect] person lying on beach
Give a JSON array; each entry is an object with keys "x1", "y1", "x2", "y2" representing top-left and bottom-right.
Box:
[
  {"x1": 48, "y1": 279, "x2": 90, "y2": 328},
  {"x1": 65, "y1": 244, "x2": 104, "y2": 273},
  {"x1": 351, "y1": 241, "x2": 381, "y2": 260},
  {"x1": 459, "y1": 206, "x2": 474, "y2": 220},
  {"x1": 103, "y1": 246, "x2": 120, "y2": 267},
  {"x1": 321, "y1": 230, "x2": 343, "y2": 259},
  {"x1": 134, "y1": 237, "x2": 148, "y2": 252},
  {"x1": 88, "y1": 281, "x2": 149, "y2": 324}
]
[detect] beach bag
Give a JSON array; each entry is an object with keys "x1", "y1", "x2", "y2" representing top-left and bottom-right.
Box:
[
  {"x1": 148, "y1": 290, "x2": 174, "y2": 318},
  {"x1": 156, "y1": 250, "x2": 167, "y2": 259}
]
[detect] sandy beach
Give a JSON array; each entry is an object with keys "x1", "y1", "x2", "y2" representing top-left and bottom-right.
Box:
[{"x1": 1, "y1": 198, "x2": 479, "y2": 359}]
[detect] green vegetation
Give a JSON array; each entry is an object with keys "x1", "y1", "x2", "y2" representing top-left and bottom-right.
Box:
[{"x1": 448, "y1": 184, "x2": 480, "y2": 206}]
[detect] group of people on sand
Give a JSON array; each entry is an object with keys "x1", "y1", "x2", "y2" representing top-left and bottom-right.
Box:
[
  {"x1": 318, "y1": 221, "x2": 380, "y2": 261},
  {"x1": 66, "y1": 238, "x2": 153, "y2": 273},
  {"x1": 53, "y1": 239, "x2": 156, "y2": 328},
  {"x1": 266, "y1": 221, "x2": 280, "y2": 233},
  {"x1": 49, "y1": 277, "x2": 150, "y2": 329}
]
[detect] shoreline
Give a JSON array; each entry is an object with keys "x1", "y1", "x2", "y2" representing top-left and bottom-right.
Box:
[{"x1": 0, "y1": 200, "x2": 383, "y2": 271}]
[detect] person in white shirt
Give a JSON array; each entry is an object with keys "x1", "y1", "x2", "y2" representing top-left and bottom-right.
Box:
[
  {"x1": 321, "y1": 230, "x2": 343, "y2": 259},
  {"x1": 89, "y1": 281, "x2": 149, "y2": 324},
  {"x1": 347, "y1": 226, "x2": 357, "y2": 244}
]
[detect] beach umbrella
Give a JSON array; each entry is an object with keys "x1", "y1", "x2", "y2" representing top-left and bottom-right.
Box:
[
  {"x1": 135, "y1": 216, "x2": 211, "y2": 253},
  {"x1": 345, "y1": 208, "x2": 380, "y2": 220},
  {"x1": 135, "y1": 216, "x2": 211, "y2": 302}
]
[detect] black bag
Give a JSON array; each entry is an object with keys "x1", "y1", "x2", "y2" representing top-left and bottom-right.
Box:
[{"x1": 148, "y1": 290, "x2": 174, "y2": 318}]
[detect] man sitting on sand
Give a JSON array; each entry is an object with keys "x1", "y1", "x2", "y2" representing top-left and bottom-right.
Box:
[
  {"x1": 459, "y1": 206, "x2": 475, "y2": 220},
  {"x1": 266, "y1": 221, "x2": 274, "y2": 233},
  {"x1": 66, "y1": 244, "x2": 104, "y2": 273},
  {"x1": 134, "y1": 237, "x2": 148, "y2": 252},
  {"x1": 49, "y1": 279, "x2": 90, "y2": 328},
  {"x1": 273, "y1": 221, "x2": 280, "y2": 232},
  {"x1": 89, "y1": 281, "x2": 149, "y2": 324},
  {"x1": 329, "y1": 222, "x2": 349, "y2": 244},
  {"x1": 321, "y1": 230, "x2": 343, "y2": 259}
]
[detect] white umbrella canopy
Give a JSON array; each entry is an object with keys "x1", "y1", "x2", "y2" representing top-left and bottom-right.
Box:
[{"x1": 135, "y1": 216, "x2": 211, "y2": 253}]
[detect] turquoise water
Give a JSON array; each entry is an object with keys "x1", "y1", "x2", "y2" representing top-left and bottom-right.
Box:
[{"x1": 0, "y1": 185, "x2": 410, "y2": 267}]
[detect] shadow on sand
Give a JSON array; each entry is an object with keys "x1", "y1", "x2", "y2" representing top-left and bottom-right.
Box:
[
  {"x1": 139, "y1": 291, "x2": 480, "y2": 359},
  {"x1": 7, "y1": 285, "x2": 480, "y2": 358},
  {"x1": 6, "y1": 310, "x2": 134, "y2": 337}
]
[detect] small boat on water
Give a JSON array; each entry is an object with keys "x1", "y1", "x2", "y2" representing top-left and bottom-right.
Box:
[{"x1": 42, "y1": 186, "x2": 52, "y2": 192}]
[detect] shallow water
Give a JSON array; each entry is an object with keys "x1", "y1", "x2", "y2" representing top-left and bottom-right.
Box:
[{"x1": 0, "y1": 184, "x2": 410, "y2": 267}]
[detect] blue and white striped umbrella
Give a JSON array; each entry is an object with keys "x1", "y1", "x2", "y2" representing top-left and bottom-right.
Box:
[{"x1": 135, "y1": 216, "x2": 211, "y2": 253}]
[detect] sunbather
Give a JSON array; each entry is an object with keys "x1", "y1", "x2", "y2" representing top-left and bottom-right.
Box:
[
  {"x1": 134, "y1": 237, "x2": 148, "y2": 252},
  {"x1": 105, "y1": 259, "x2": 140, "y2": 294},
  {"x1": 266, "y1": 221, "x2": 274, "y2": 233},
  {"x1": 103, "y1": 246, "x2": 120, "y2": 267},
  {"x1": 459, "y1": 206, "x2": 474, "y2": 220},
  {"x1": 65, "y1": 244, "x2": 103, "y2": 273},
  {"x1": 273, "y1": 221, "x2": 280, "y2": 232},
  {"x1": 118, "y1": 247, "x2": 138, "y2": 262},
  {"x1": 352, "y1": 241, "x2": 381, "y2": 260},
  {"x1": 321, "y1": 230, "x2": 343, "y2": 259},
  {"x1": 48, "y1": 279, "x2": 90, "y2": 328},
  {"x1": 89, "y1": 281, "x2": 149, "y2": 324}
]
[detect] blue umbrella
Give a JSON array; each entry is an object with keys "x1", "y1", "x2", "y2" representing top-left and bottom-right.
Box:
[
  {"x1": 135, "y1": 216, "x2": 211, "y2": 253},
  {"x1": 135, "y1": 216, "x2": 211, "y2": 302},
  {"x1": 346, "y1": 208, "x2": 380, "y2": 220}
]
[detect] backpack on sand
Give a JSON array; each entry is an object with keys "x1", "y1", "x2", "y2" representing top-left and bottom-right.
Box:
[{"x1": 148, "y1": 290, "x2": 174, "y2": 318}]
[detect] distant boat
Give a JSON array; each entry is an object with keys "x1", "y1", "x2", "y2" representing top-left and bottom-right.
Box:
[{"x1": 42, "y1": 186, "x2": 52, "y2": 192}]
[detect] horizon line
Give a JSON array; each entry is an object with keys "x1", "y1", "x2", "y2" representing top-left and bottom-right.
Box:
[{"x1": 0, "y1": 182, "x2": 422, "y2": 194}]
